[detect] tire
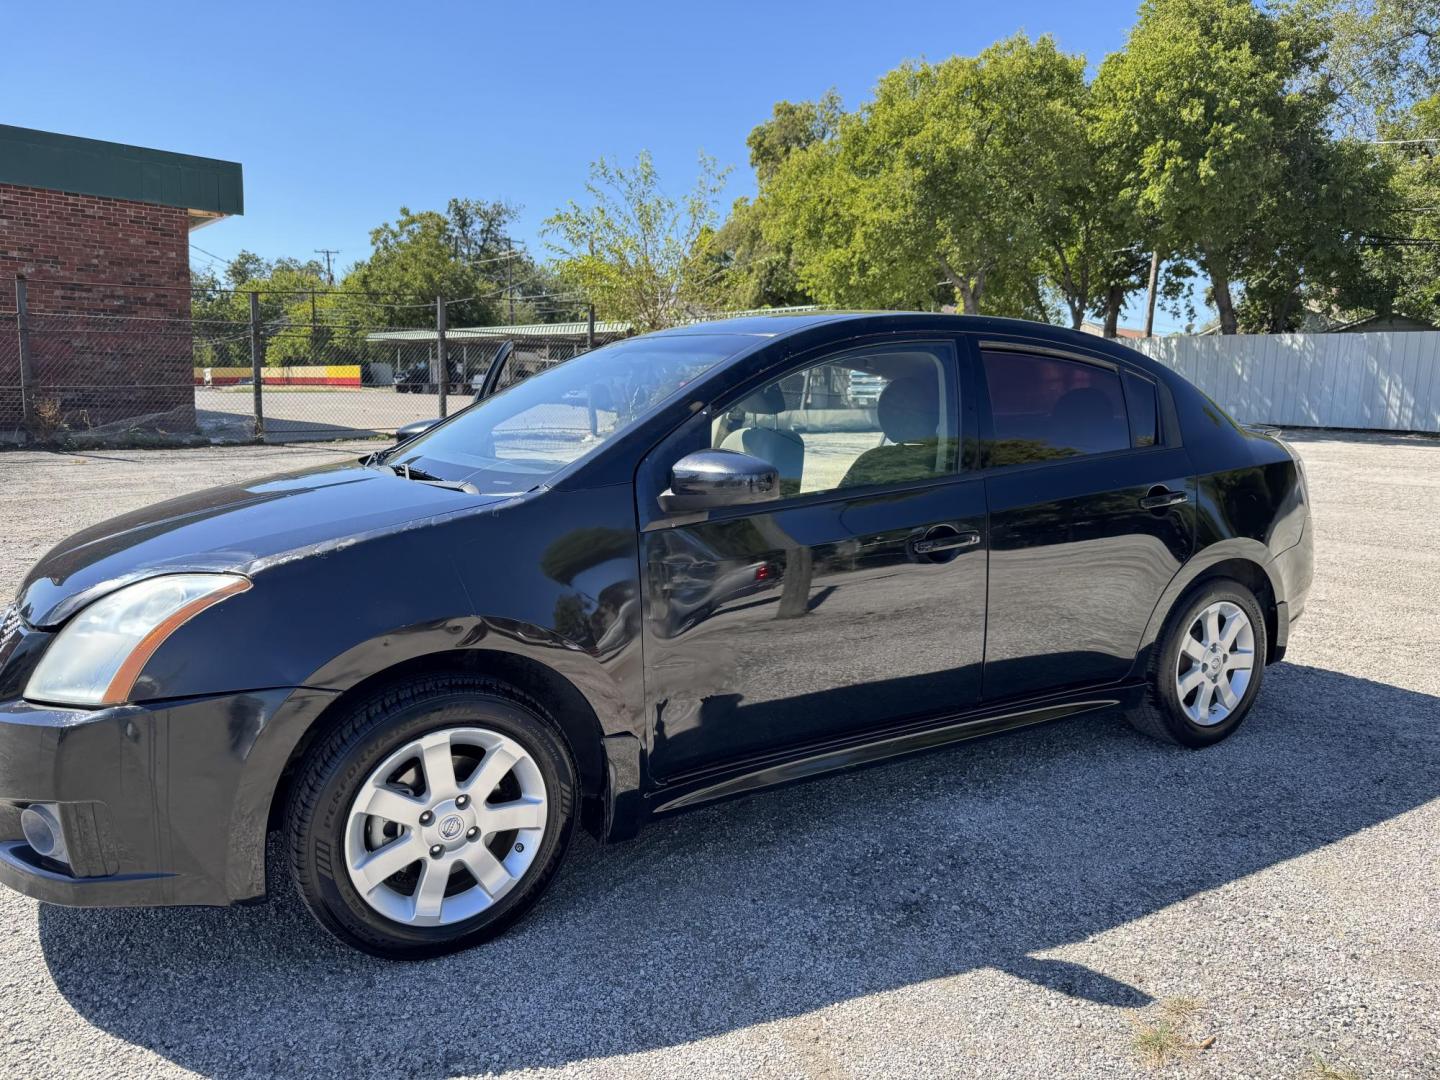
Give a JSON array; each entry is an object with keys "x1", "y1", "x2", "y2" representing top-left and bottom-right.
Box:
[
  {"x1": 1127, "y1": 578, "x2": 1268, "y2": 748},
  {"x1": 286, "y1": 674, "x2": 577, "y2": 959}
]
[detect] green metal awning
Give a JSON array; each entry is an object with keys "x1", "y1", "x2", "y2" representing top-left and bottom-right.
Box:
[{"x1": 0, "y1": 125, "x2": 243, "y2": 224}]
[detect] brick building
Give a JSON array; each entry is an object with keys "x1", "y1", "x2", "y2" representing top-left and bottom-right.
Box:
[{"x1": 0, "y1": 125, "x2": 242, "y2": 439}]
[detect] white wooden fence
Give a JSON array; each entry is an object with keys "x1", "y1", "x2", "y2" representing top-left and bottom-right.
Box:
[{"x1": 1129, "y1": 332, "x2": 1440, "y2": 433}]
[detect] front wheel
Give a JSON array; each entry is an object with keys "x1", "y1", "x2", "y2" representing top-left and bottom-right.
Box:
[
  {"x1": 1127, "y1": 579, "x2": 1268, "y2": 747},
  {"x1": 286, "y1": 676, "x2": 576, "y2": 959}
]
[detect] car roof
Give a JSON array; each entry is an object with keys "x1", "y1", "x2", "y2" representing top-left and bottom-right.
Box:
[{"x1": 647, "y1": 311, "x2": 1171, "y2": 380}]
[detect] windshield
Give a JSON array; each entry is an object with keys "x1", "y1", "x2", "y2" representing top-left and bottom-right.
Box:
[{"x1": 385, "y1": 334, "x2": 744, "y2": 491}]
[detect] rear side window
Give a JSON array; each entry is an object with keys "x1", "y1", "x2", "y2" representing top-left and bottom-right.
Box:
[
  {"x1": 1124, "y1": 371, "x2": 1160, "y2": 447},
  {"x1": 981, "y1": 350, "x2": 1130, "y2": 466}
]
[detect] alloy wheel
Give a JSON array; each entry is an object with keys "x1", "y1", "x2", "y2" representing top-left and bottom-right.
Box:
[
  {"x1": 1174, "y1": 600, "x2": 1256, "y2": 726},
  {"x1": 343, "y1": 726, "x2": 547, "y2": 926}
]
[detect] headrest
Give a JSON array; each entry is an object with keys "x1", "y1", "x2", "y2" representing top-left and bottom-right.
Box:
[
  {"x1": 732, "y1": 383, "x2": 788, "y2": 417},
  {"x1": 877, "y1": 375, "x2": 939, "y2": 444}
]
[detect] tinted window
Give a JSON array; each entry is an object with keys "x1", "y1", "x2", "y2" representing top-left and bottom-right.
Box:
[
  {"x1": 710, "y1": 343, "x2": 959, "y2": 497},
  {"x1": 981, "y1": 350, "x2": 1130, "y2": 466},
  {"x1": 1124, "y1": 370, "x2": 1160, "y2": 447}
]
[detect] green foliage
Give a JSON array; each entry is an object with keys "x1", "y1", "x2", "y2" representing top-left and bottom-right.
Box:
[
  {"x1": 194, "y1": 0, "x2": 1440, "y2": 342},
  {"x1": 345, "y1": 199, "x2": 517, "y2": 328},
  {"x1": 701, "y1": 95, "x2": 843, "y2": 311},
  {"x1": 543, "y1": 152, "x2": 730, "y2": 331},
  {"x1": 1089, "y1": 0, "x2": 1383, "y2": 332},
  {"x1": 760, "y1": 34, "x2": 1093, "y2": 318},
  {"x1": 190, "y1": 252, "x2": 366, "y2": 368},
  {"x1": 746, "y1": 92, "x2": 843, "y2": 186},
  {"x1": 1357, "y1": 95, "x2": 1440, "y2": 323},
  {"x1": 1301, "y1": 0, "x2": 1440, "y2": 136}
]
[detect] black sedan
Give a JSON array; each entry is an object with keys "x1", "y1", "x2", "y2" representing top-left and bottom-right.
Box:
[{"x1": 0, "y1": 312, "x2": 1312, "y2": 958}]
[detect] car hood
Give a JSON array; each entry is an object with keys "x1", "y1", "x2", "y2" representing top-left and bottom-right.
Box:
[{"x1": 16, "y1": 462, "x2": 514, "y2": 628}]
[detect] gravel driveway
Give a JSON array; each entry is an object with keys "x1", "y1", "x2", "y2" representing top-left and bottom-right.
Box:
[{"x1": 0, "y1": 431, "x2": 1436, "y2": 1079}]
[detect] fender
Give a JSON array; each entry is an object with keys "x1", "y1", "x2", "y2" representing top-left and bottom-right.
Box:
[
  {"x1": 1129, "y1": 536, "x2": 1285, "y2": 679},
  {"x1": 299, "y1": 613, "x2": 642, "y2": 744}
]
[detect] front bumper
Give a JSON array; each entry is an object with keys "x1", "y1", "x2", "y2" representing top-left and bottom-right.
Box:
[{"x1": 0, "y1": 687, "x2": 335, "y2": 908}]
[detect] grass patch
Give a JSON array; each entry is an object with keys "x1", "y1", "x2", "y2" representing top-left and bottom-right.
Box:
[
  {"x1": 1305, "y1": 1054, "x2": 1363, "y2": 1080},
  {"x1": 1131, "y1": 996, "x2": 1217, "y2": 1069}
]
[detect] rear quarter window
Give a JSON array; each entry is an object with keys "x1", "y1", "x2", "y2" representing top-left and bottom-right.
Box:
[{"x1": 1124, "y1": 370, "x2": 1160, "y2": 447}]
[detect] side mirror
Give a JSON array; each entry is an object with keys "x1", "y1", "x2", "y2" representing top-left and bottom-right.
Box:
[
  {"x1": 395, "y1": 418, "x2": 440, "y2": 444},
  {"x1": 660, "y1": 449, "x2": 780, "y2": 513}
]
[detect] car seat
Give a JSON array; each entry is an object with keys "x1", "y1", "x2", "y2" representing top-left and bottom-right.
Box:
[
  {"x1": 719, "y1": 384, "x2": 805, "y2": 495},
  {"x1": 839, "y1": 375, "x2": 944, "y2": 488}
]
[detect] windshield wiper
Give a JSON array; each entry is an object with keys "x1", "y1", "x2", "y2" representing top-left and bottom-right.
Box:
[{"x1": 382, "y1": 461, "x2": 479, "y2": 494}]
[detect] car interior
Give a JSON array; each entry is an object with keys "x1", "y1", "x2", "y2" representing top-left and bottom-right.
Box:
[{"x1": 710, "y1": 349, "x2": 956, "y2": 497}]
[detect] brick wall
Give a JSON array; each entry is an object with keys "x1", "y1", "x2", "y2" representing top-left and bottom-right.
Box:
[{"x1": 0, "y1": 182, "x2": 195, "y2": 434}]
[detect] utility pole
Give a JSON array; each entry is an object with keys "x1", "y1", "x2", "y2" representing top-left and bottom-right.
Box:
[
  {"x1": 1143, "y1": 251, "x2": 1161, "y2": 338},
  {"x1": 314, "y1": 249, "x2": 339, "y2": 286},
  {"x1": 435, "y1": 295, "x2": 448, "y2": 420},
  {"x1": 248, "y1": 291, "x2": 265, "y2": 439},
  {"x1": 506, "y1": 238, "x2": 516, "y2": 325},
  {"x1": 14, "y1": 276, "x2": 36, "y2": 433}
]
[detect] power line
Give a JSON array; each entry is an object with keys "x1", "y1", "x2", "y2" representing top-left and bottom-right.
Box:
[{"x1": 190, "y1": 241, "x2": 231, "y2": 265}]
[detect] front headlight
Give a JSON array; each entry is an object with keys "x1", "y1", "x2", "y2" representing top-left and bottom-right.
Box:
[{"x1": 26, "y1": 574, "x2": 250, "y2": 707}]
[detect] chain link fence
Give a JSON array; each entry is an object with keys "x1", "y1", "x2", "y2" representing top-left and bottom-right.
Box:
[{"x1": 1, "y1": 276, "x2": 630, "y2": 446}]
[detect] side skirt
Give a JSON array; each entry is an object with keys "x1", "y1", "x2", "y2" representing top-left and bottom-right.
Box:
[{"x1": 641, "y1": 685, "x2": 1144, "y2": 820}]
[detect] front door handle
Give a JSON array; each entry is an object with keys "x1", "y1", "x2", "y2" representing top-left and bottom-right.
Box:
[
  {"x1": 1139, "y1": 488, "x2": 1189, "y2": 510},
  {"x1": 913, "y1": 529, "x2": 982, "y2": 555}
]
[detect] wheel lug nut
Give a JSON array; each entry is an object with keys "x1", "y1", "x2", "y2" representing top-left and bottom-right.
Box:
[
  {"x1": 455, "y1": 794, "x2": 470, "y2": 809},
  {"x1": 429, "y1": 844, "x2": 444, "y2": 859},
  {"x1": 419, "y1": 810, "x2": 434, "y2": 826},
  {"x1": 466, "y1": 826, "x2": 480, "y2": 841}
]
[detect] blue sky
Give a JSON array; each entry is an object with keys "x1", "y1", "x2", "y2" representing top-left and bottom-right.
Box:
[{"x1": 4, "y1": 0, "x2": 1183, "y2": 330}]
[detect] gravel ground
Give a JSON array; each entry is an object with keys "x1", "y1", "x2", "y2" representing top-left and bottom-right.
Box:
[{"x1": 0, "y1": 431, "x2": 1436, "y2": 1080}]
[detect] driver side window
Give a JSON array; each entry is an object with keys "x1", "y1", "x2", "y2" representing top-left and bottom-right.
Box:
[{"x1": 710, "y1": 342, "x2": 959, "y2": 498}]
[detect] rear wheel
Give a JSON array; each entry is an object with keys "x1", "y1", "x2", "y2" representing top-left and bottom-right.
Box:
[
  {"x1": 1128, "y1": 579, "x2": 1267, "y2": 747},
  {"x1": 286, "y1": 675, "x2": 576, "y2": 959}
]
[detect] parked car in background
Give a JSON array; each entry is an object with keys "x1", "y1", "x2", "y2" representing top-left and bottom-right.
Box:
[
  {"x1": 0, "y1": 312, "x2": 1311, "y2": 958},
  {"x1": 394, "y1": 358, "x2": 464, "y2": 394},
  {"x1": 392, "y1": 342, "x2": 516, "y2": 444}
]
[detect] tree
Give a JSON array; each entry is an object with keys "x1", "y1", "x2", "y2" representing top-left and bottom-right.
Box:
[
  {"x1": 1301, "y1": 0, "x2": 1440, "y2": 136},
  {"x1": 762, "y1": 34, "x2": 1090, "y2": 318},
  {"x1": 189, "y1": 256, "x2": 344, "y2": 369},
  {"x1": 345, "y1": 201, "x2": 515, "y2": 329},
  {"x1": 1091, "y1": 0, "x2": 1366, "y2": 334},
  {"x1": 1233, "y1": 137, "x2": 1394, "y2": 331},
  {"x1": 1352, "y1": 96, "x2": 1440, "y2": 322},
  {"x1": 704, "y1": 95, "x2": 841, "y2": 311},
  {"x1": 223, "y1": 250, "x2": 270, "y2": 287},
  {"x1": 543, "y1": 151, "x2": 729, "y2": 331},
  {"x1": 746, "y1": 92, "x2": 843, "y2": 185}
]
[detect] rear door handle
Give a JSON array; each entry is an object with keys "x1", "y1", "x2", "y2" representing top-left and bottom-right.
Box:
[
  {"x1": 1139, "y1": 489, "x2": 1189, "y2": 510},
  {"x1": 913, "y1": 530, "x2": 982, "y2": 554}
]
